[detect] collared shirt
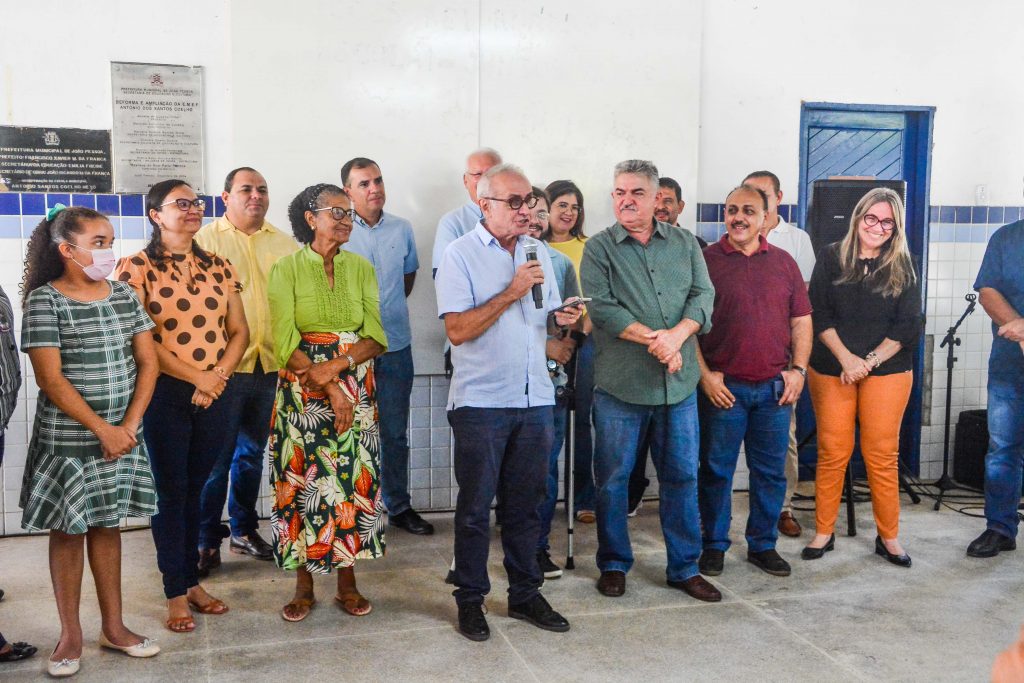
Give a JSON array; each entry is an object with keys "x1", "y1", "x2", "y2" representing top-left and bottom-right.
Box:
[
  {"x1": 765, "y1": 218, "x2": 816, "y2": 282},
  {"x1": 581, "y1": 220, "x2": 714, "y2": 406},
  {"x1": 343, "y1": 211, "x2": 419, "y2": 352},
  {"x1": 435, "y1": 223, "x2": 562, "y2": 409},
  {"x1": 975, "y1": 219, "x2": 1024, "y2": 382},
  {"x1": 432, "y1": 201, "x2": 483, "y2": 273},
  {"x1": 195, "y1": 216, "x2": 298, "y2": 372},
  {"x1": 701, "y1": 234, "x2": 812, "y2": 382},
  {"x1": 545, "y1": 244, "x2": 580, "y2": 301},
  {"x1": 0, "y1": 286, "x2": 21, "y2": 430}
]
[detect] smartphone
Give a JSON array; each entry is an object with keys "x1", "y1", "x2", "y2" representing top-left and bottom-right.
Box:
[
  {"x1": 552, "y1": 297, "x2": 592, "y2": 313},
  {"x1": 772, "y1": 378, "x2": 786, "y2": 401}
]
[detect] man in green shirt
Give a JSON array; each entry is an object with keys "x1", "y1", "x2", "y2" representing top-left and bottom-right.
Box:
[{"x1": 580, "y1": 159, "x2": 718, "y2": 602}]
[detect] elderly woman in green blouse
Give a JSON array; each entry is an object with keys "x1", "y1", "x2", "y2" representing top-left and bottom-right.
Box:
[{"x1": 267, "y1": 183, "x2": 388, "y2": 622}]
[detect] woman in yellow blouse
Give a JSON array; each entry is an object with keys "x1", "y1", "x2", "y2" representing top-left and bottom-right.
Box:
[{"x1": 267, "y1": 183, "x2": 388, "y2": 622}]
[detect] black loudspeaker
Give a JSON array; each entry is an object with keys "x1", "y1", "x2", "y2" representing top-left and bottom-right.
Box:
[
  {"x1": 807, "y1": 179, "x2": 907, "y2": 256},
  {"x1": 953, "y1": 409, "x2": 988, "y2": 490}
]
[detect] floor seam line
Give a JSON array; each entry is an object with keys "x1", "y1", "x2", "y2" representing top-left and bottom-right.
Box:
[{"x1": 497, "y1": 626, "x2": 544, "y2": 683}]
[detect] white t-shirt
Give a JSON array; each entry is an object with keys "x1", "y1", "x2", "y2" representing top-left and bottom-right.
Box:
[{"x1": 765, "y1": 218, "x2": 815, "y2": 282}]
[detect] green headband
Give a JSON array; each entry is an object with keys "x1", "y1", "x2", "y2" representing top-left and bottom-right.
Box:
[{"x1": 46, "y1": 203, "x2": 67, "y2": 221}]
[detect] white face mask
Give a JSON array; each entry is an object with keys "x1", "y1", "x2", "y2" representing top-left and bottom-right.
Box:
[{"x1": 67, "y1": 244, "x2": 117, "y2": 281}]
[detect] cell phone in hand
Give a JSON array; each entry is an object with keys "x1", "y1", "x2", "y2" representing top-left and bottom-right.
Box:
[
  {"x1": 552, "y1": 297, "x2": 592, "y2": 314},
  {"x1": 772, "y1": 378, "x2": 786, "y2": 401}
]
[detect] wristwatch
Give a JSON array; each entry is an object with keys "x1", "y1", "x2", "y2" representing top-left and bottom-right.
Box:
[{"x1": 791, "y1": 365, "x2": 807, "y2": 378}]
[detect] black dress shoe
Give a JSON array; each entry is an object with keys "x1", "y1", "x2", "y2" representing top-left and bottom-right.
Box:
[
  {"x1": 230, "y1": 532, "x2": 274, "y2": 560},
  {"x1": 536, "y1": 549, "x2": 563, "y2": 579},
  {"x1": 966, "y1": 529, "x2": 1016, "y2": 558},
  {"x1": 667, "y1": 575, "x2": 722, "y2": 602},
  {"x1": 699, "y1": 549, "x2": 724, "y2": 576},
  {"x1": 874, "y1": 536, "x2": 911, "y2": 568},
  {"x1": 389, "y1": 509, "x2": 435, "y2": 535},
  {"x1": 801, "y1": 534, "x2": 835, "y2": 560},
  {"x1": 457, "y1": 603, "x2": 490, "y2": 642},
  {"x1": 196, "y1": 547, "x2": 221, "y2": 578},
  {"x1": 747, "y1": 549, "x2": 791, "y2": 576},
  {"x1": 508, "y1": 594, "x2": 570, "y2": 633},
  {"x1": 596, "y1": 570, "x2": 626, "y2": 597}
]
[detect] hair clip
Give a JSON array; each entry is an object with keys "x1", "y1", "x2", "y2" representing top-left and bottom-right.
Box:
[{"x1": 46, "y1": 203, "x2": 67, "y2": 221}]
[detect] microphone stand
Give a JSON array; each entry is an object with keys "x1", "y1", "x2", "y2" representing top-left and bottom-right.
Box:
[{"x1": 934, "y1": 293, "x2": 977, "y2": 510}]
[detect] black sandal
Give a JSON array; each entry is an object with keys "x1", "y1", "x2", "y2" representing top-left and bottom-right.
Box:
[{"x1": 0, "y1": 642, "x2": 39, "y2": 662}]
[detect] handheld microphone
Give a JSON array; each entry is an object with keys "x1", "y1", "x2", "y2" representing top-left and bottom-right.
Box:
[{"x1": 523, "y1": 243, "x2": 543, "y2": 309}]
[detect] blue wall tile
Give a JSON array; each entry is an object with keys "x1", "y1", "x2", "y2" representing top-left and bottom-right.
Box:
[
  {"x1": 0, "y1": 215, "x2": 20, "y2": 238},
  {"x1": 698, "y1": 203, "x2": 717, "y2": 222},
  {"x1": 987, "y1": 207, "x2": 1004, "y2": 224},
  {"x1": 953, "y1": 206, "x2": 972, "y2": 223},
  {"x1": 71, "y1": 194, "x2": 96, "y2": 209},
  {"x1": 21, "y1": 193, "x2": 45, "y2": 215},
  {"x1": 0, "y1": 193, "x2": 19, "y2": 215},
  {"x1": 96, "y1": 194, "x2": 120, "y2": 216},
  {"x1": 201, "y1": 195, "x2": 213, "y2": 217},
  {"x1": 971, "y1": 206, "x2": 988, "y2": 223},
  {"x1": 929, "y1": 206, "x2": 939, "y2": 222},
  {"x1": 214, "y1": 196, "x2": 226, "y2": 216},
  {"x1": 938, "y1": 206, "x2": 955, "y2": 223},
  {"x1": 46, "y1": 193, "x2": 71, "y2": 210},
  {"x1": 121, "y1": 194, "x2": 144, "y2": 216},
  {"x1": 1005, "y1": 207, "x2": 1021, "y2": 222}
]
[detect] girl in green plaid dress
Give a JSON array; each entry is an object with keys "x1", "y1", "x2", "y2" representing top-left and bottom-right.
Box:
[{"x1": 21, "y1": 206, "x2": 162, "y2": 674}]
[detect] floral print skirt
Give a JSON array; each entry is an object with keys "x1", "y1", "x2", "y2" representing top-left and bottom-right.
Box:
[{"x1": 269, "y1": 331, "x2": 385, "y2": 573}]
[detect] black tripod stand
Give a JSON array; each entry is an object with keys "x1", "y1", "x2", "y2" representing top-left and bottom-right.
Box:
[{"x1": 933, "y1": 293, "x2": 977, "y2": 510}]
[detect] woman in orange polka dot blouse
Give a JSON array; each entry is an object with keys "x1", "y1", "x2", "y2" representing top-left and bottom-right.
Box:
[{"x1": 115, "y1": 179, "x2": 250, "y2": 634}]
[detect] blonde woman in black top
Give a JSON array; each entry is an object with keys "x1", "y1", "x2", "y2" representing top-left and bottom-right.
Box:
[{"x1": 801, "y1": 188, "x2": 922, "y2": 567}]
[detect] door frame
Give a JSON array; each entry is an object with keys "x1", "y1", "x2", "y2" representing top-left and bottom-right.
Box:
[{"x1": 796, "y1": 101, "x2": 935, "y2": 474}]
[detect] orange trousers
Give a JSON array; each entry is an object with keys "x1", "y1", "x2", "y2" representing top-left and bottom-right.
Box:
[{"x1": 808, "y1": 369, "x2": 913, "y2": 539}]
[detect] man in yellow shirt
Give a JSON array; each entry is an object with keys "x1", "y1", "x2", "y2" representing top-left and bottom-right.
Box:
[{"x1": 194, "y1": 167, "x2": 298, "y2": 574}]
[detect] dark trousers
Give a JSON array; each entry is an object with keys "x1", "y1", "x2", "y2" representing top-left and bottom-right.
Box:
[
  {"x1": 145, "y1": 375, "x2": 241, "y2": 599},
  {"x1": 449, "y1": 406, "x2": 552, "y2": 606},
  {"x1": 375, "y1": 346, "x2": 415, "y2": 516},
  {"x1": 198, "y1": 365, "x2": 277, "y2": 547}
]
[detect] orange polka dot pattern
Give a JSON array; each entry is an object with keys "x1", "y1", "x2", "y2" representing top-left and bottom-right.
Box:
[{"x1": 115, "y1": 250, "x2": 242, "y2": 371}]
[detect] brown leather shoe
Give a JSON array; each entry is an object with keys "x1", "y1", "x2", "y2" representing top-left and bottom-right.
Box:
[
  {"x1": 777, "y1": 511, "x2": 802, "y2": 538},
  {"x1": 667, "y1": 575, "x2": 722, "y2": 602},
  {"x1": 596, "y1": 571, "x2": 626, "y2": 597}
]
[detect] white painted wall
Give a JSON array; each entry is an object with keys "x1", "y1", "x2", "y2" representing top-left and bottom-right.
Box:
[
  {"x1": 0, "y1": 0, "x2": 233, "y2": 194},
  {"x1": 698, "y1": 0, "x2": 1024, "y2": 207}
]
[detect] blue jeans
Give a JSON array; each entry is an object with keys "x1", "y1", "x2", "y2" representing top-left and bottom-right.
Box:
[
  {"x1": 593, "y1": 390, "x2": 702, "y2": 581},
  {"x1": 698, "y1": 377, "x2": 790, "y2": 553},
  {"x1": 198, "y1": 366, "x2": 277, "y2": 547},
  {"x1": 984, "y1": 378, "x2": 1024, "y2": 538},
  {"x1": 571, "y1": 335, "x2": 596, "y2": 510},
  {"x1": 538, "y1": 396, "x2": 569, "y2": 551},
  {"x1": 375, "y1": 346, "x2": 415, "y2": 516},
  {"x1": 449, "y1": 406, "x2": 552, "y2": 606},
  {"x1": 145, "y1": 375, "x2": 242, "y2": 599}
]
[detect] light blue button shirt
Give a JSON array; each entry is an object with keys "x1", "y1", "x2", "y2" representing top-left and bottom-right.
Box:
[
  {"x1": 432, "y1": 201, "x2": 483, "y2": 273},
  {"x1": 435, "y1": 223, "x2": 563, "y2": 409},
  {"x1": 343, "y1": 211, "x2": 419, "y2": 351}
]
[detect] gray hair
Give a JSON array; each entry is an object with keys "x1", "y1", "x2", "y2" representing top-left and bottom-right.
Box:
[
  {"x1": 467, "y1": 147, "x2": 502, "y2": 166},
  {"x1": 477, "y1": 163, "x2": 528, "y2": 199},
  {"x1": 614, "y1": 159, "x2": 659, "y2": 190}
]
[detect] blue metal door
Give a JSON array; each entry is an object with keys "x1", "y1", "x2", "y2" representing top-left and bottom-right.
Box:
[{"x1": 797, "y1": 103, "x2": 934, "y2": 476}]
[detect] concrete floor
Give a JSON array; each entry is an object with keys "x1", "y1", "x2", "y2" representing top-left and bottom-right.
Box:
[{"x1": 0, "y1": 491, "x2": 1020, "y2": 682}]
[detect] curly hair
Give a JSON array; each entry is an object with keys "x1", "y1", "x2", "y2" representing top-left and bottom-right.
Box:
[
  {"x1": 287, "y1": 183, "x2": 344, "y2": 244},
  {"x1": 144, "y1": 179, "x2": 213, "y2": 266},
  {"x1": 21, "y1": 206, "x2": 106, "y2": 304}
]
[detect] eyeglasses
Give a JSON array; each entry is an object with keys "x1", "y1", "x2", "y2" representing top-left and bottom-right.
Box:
[
  {"x1": 312, "y1": 206, "x2": 356, "y2": 221},
  {"x1": 862, "y1": 214, "x2": 896, "y2": 232},
  {"x1": 482, "y1": 195, "x2": 539, "y2": 210},
  {"x1": 160, "y1": 198, "x2": 206, "y2": 211},
  {"x1": 535, "y1": 210, "x2": 549, "y2": 221}
]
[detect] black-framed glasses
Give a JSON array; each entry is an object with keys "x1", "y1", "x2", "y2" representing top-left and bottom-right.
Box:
[
  {"x1": 482, "y1": 195, "x2": 539, "y2": 210},
  {"x1": 862, "y1": 214, "x2": 896, "y2": 232},
  {"x1": 312, "y1": 206, "x2": 356, "y2": 221},
  {"x1": 160, "y1": 198, "x2": 206, "y2": 211}
]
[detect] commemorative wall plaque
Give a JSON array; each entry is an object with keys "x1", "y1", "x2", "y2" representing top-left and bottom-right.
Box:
[
  {"x1": 111, "y1": 62, "x2": 205, "y2": 192},
  {"x1": 0, "y1": 126, "x2": 112, "y2": 192}
]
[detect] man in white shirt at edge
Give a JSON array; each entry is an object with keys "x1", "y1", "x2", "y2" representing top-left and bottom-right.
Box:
[{"x1": 743, "y1": 170, "x2": 816, "y2": 538}]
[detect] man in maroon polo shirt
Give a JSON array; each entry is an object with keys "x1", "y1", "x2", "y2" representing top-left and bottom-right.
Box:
[{"x1": 695, "y1": 184, "x2": 812, "y2": 579}]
